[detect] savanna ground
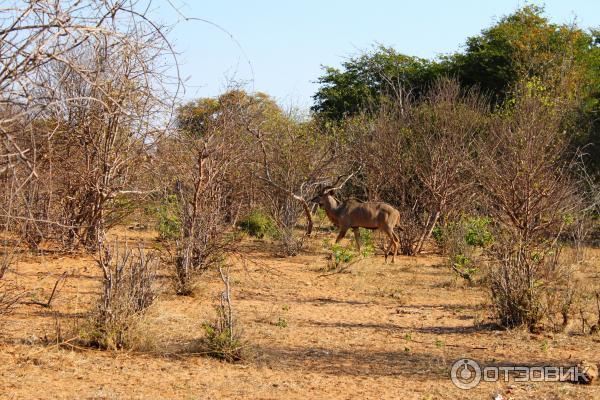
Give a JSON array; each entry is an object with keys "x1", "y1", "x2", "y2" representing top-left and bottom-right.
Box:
[{"x1": 1, "y1": 226, "x2": 599, "y2": 400}]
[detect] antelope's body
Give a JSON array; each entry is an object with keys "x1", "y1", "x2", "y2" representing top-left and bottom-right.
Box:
[{"x1": 314, "y1": 192, "x2": 401, "y2": 262}]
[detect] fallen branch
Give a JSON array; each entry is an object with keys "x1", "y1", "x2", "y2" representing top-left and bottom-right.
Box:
[{"x1": 30, "y1": 272, "x2": 67, "y2": 308}]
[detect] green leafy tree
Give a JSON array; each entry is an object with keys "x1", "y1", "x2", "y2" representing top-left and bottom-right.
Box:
[
  {"x1": 177, "y1": 90, "x2": 283, "y2": 137},
  {"x1": 447, "y1": 5, "x2": 597, "y2": 104},
  {"x1": 313, "y1": 7, "x2": 598, "y2": 130},
  {"x1": 312, "y1": 46, "x2": 444, "y2": 120}
]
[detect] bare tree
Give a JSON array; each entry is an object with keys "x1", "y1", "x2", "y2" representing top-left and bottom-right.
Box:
[
  {"x1": 0, "y1": 1, "x2": 179, "y2": 250},
  {"x1": 248, "y1": 116, "x2": 344, "y2": 255},
  {"x1": 155, "y1": 90, "x2": 250, "y2": 294}
]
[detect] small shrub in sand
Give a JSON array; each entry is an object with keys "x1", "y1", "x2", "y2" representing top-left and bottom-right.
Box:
[
  {"x1": 201, "y1": 264, "x2": 244, "y2": 362},
  {"x1": 79, "y1": 243, "x2": 160, "y2": 350}
]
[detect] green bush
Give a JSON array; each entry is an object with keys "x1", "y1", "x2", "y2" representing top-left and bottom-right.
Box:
[
  {"x1": 452, "y1": 253, "x2": 478, "y2": 282},
  {"x1": 156, "y1": 195, "x2": 181, "y2": 241},
  {"x1": 319, "y1": 230, "x2": 375, "y2": 273},
  {"x1": 331, "y1": 242, "x2": 355, "y2": 265},
  {"x1": 464, "y1": 217, "x2": 493, "y2": 247},
  {"x1": 437, "y1": 216, "x2": 494, "y2": 282},
  {"x1": 318, "y1": 241, "x2": 356, "y2": 273},
  {"x1": 202, "y1": 322, "x2": 243, "y2": 362},
  {"x1": 432, "y1": 225, "x2": 444, "y2": 248},
  {"x1": 237, "y1": 211, "x2": 277, "y2": 238},
  {"x1": 434, "y1": 216, "x2": 493, "y2": 249}
]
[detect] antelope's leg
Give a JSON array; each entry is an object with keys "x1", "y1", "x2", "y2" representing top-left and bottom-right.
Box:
[
  {"x1": 335, "y1": 227, "x2": 349, "y2": 244},
  {"x1": 352, "y1": 228, "x2": 361, "y2": 253},
  {"x1": 384, "y1": 239, "x2": 392, "y2": 263},
  {"x1": 392, "y1": 231, "x2": 399, "y2": 263},
  {"x1": 382, "y1": 226, "x2": 396, "y2": 263}
]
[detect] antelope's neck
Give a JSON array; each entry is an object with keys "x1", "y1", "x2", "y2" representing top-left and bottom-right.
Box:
[{"x1": 323, "y1": 195, "x2": 343, "y2": 225}]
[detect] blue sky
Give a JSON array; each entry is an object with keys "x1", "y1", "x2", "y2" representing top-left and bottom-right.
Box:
[{"x1": 157, "y1": 1, "x2": 600, "y2": 109}]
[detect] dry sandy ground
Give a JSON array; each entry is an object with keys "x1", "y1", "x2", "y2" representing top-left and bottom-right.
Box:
[{"x1": 1, "y1": 227, "x2": 600, "y2": 399}]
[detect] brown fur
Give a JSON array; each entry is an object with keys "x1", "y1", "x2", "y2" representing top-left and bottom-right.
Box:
[{"x1": 313, "y1": 192, "x2": 401, "y2": 262}]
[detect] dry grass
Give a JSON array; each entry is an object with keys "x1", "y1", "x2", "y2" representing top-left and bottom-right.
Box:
[{"x1": 1, "y1": 228, "x2": 600, "y2": 399}]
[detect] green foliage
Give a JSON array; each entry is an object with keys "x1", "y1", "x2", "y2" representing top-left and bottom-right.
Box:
[
  {"x1": 319, "y1": 231, "x2": 375, "y2": 273},
  {"x1": 452, "y1": 253, "x2": 478, "y2": 282},
  {"x1": 438, "y1": 216, "x2": 493, "y2": 282},
  {"x1": 317, "y1": 241, "x2": 355, "y2": 273},
  {"x1": 331, "y1": 242, "x2": 354, "y2": 265},
  {"x1": 313, "y1": 6, "x2": 599, "y2": 130},
  {"x1": 358, "y1": 228, "x2": 375, "y2": 257},
  {"x1": 432, "y1": 225, "x2": 444, "y2": 248},
  {"x1": 464, "y1": 217, "x2": 494, "y2": 247},
  {"x1": 436, "y1": 216, "x2": 493, "y2": 249},
  {"x1": 237, "y1": 211, "x2": 278, "y2": 239},
  {"x1": 312, "y1": 45, "x2": 444, "y2": 120},
  {"x1": 450, "y1": 5, "x2": 597, "y2": 103},
  {"x1": 314, "y1": 206, "x2": 327, "y2": 224},
  {"x1": 177, "y1": 90, "x2": 283, "y2": 138},
  {"x1": 275, "y1": 317, "x2": 288, "y2": 328},
  {"x1": 155, "y1": 195, "x2": 181, "y2": 241}
]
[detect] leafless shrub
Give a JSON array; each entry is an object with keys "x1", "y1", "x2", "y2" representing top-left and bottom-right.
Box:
[
  {"x1": 348, "y1": 78, "x2": 488, "y2": 255},
  {"x1": 0, "y1": 250, "x2": 22, "y2": 318},
  {"x1": 249, "y1": 114, "x2": 343, "y2": 256},
  {"x1": 477, "y1": 82, "x2": 585, "y2": 330},
  {"x1": 155, "y1": 89, "x2": 344, "y2": 262},
  {"x1": 157, "y1": 112, "x2": 243, "y2": 295},
  {"x1": 80, "y1": 243, "x2": 160, "y2": 350}
]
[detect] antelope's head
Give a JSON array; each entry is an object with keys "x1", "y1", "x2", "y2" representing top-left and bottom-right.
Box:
[{"x1": 310, "y1": 186, "x2": 336, "y2": 207}]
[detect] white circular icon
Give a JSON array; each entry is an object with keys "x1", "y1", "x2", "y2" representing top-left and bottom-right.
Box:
[{"x1": 451, "y1": 358, "x2": 482, "y2": 389}]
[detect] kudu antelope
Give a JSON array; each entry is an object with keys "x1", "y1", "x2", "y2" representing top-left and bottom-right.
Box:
[{"x1": 311, "y1": 185, "x2": 401, "y2": 263}]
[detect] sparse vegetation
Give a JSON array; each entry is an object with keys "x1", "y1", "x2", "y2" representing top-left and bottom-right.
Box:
[
  {"x1": 201, "y1": 264, "x2": 244, "y2": 362},
  {"x1": 478, "y1": 80, "x2": 588, "y2": 330},
  {"x1": 1, "y1": 2, "x2": 600, "y2": 398},
  {"x1": 79, "y1": 244, "x2": 160, "y2": 350},
  {"x1": 0, "y1": 250, "x2": 22, "y2": 319},
  {"x1": 437, "y1": 216, "x2": 493, "y2": 282}
]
